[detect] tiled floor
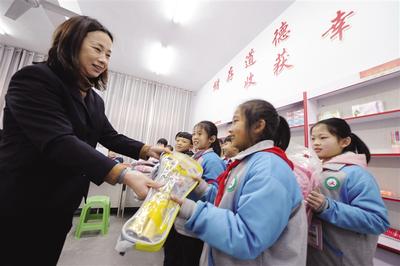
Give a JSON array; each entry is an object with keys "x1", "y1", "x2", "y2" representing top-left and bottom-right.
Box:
[
  {"x1": 58, "y1": 214, "x2": 399, "y2": 266},
  {"x1": 58, "y1": 214, "x2": 164, "y2": 266}
]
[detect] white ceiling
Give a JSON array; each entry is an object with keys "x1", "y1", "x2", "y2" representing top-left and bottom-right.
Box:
[{"x1": 0, "y1": 0, "x2": 294, "y2": 91}]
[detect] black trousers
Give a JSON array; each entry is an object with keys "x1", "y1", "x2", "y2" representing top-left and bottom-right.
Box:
[
  {"x1": 163, "y1": 226, "x2": 204, "y2": 266},
  {"x1": 1, "y1": 212, "x2": 73, "y2": 266}
]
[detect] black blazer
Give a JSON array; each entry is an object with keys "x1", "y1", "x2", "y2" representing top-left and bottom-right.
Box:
[{"x1": 0, "y1": 63, "x2": 144, "y2": 214}]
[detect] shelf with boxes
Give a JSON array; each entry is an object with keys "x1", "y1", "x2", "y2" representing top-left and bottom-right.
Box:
[
  {"x1": 378, "y1": 233, "x2": 400, "y2": 255},
  {"x1": 379, "y1": 223, "x2": 400, "y2": 254},
  {"x1": 212, "y1": 59, "x2": 400, "y2": 253},
  {"x1": 306, "y1": 60, "x2": 400, "y2": 254}
]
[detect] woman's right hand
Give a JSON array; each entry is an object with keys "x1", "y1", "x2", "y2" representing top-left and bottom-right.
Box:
[{"x1": 123, "y1": 170, "x2": 163, "y2": 200}]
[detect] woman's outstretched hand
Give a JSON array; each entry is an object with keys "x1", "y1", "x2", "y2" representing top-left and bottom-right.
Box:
[
  {"x1": 123, "y1": 170, "x2": 163, "y2": 200},
  {"x1": 147, "y1": 145, "x2": 172, "y2": 159}
]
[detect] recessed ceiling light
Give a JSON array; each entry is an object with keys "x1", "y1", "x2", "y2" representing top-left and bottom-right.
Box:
[
  {"x1": 0, "y1": 24, "x2": 6, "y2": 35},
  {"x1": 164, "y1": 0, "x2": 198, "y2": 24},
  {"x1": 148, "y1": 42, "x2": 174, "y2": 75},
  {"x1": 58, "y1": 0, "x2": 82, "y2": 15}
]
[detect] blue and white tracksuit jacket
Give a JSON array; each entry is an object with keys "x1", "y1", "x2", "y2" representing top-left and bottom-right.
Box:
[
  {"x1": 307, "y1": 152, "x2": 389, "y2": 266},
  {"x1": 178, "y1": 140, "x2": 308, "y2": 266}
]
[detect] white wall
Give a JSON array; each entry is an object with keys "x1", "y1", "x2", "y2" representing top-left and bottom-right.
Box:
[{"x1": 190, "y1": 0, "x2": 400, "y2": 127}]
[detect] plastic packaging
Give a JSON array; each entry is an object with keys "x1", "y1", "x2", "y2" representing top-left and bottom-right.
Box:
[
  {"x1": 286, "y1": 144, "x2": 322, "y2": 225},
  {"x1": 116, "y1": 151, "x2": 203, "y2": 253}
]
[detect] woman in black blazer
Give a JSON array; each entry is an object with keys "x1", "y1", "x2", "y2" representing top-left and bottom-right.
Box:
[{"x1": 0, "y1": 16, "x2": 165, "y2": 265}]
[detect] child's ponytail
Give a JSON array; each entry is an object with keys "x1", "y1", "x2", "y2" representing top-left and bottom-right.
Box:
[
  {"x1": 273, "y1": 115, "x2": 291, "y2": 151},
  {"x1": 211, "y1": 138, "x2": 222, "y2": 157},
  {"x1": 347, "y1": 133, "x2": 371, "y2": 163}
]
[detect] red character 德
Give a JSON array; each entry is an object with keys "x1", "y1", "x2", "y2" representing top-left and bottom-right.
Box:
[{"x1": 272, "y1": 21, "x2": 291, "y2": 47}]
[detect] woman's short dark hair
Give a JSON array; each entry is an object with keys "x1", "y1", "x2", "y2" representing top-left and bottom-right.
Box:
[{"x1": 47, "y1": 16, "x2": 113, "y2": 91}]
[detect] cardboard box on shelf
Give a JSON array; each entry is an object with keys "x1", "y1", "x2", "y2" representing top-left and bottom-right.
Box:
[
  {"x1": 285, "y1": 111, "x2": 294, "y2": 127},
  {"x1": 285, "y1": 109, "x2": 304, "y2": 127},
  {"x1": 293, "y1": 109, "x2": 304, "y2": 126},
  {"x1": 391, "y1": 129, "x2": 400, "y2": 152},
  {"x1": 351, "y1": 100, "x2": 384, "y2": 117},
  {"x1": 318, "y1": 110, "x2": 341, "y2": 121}
]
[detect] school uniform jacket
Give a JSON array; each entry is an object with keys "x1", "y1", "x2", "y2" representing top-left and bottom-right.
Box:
[
  {"x1": 174, "y1": 148, "x2": 226, "y2": 238},
  {"x1": 307, "y1": 152, "x2": 389, "y2": 266},
  {"x1": 192, "y1": 148, "x2": 226, "y2": 201},
  {"x1": 0, "y1": 63, "x2": 145, "y2": 215},
  {"x1": 178, "y1": 140, "x2": 308, "y2": 266}
]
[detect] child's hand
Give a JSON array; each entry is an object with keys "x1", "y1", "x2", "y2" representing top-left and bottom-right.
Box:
[
  {"x1": 170, "y1": 194, "x2": 184, "y2": 206},
  {"x1": 306, "y1": 190, "x2": 327, "y2": 212},
  {"x1": 191, "y1": 175, "x2": 203, "y2": 183}
]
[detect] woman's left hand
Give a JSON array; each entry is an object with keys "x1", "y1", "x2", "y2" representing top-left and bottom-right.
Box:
[{"x1": 147, "y1": 145, "x2": 171, "y2": 159}]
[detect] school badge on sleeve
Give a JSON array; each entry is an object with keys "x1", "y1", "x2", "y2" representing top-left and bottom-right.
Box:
[{"x1": 324, "y1": 176, "x2": 340, "y2": 190}]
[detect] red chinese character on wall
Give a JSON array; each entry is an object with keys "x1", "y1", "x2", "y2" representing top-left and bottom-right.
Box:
[
  {"x1": 226, "y1": 66, "x2": 234, "y2": 82},
  {"x1": 322, "y1": 10, "x2": 354, "y2": 41},
  {"x1": 213, "y1": 78, "x2": 220, "y2": 91},
  {"x1": 244, "y1": 72, "x2": 256, "y2": 89},
  {"x1": 245, "y1": 48, "x2": 256, "y2": 68},
  {"x1": 272, "y1": 21, "x2": 291, "y2": 47},
  {"x1": 273, "y1": 48, "x2": 293, "y2": 76}
]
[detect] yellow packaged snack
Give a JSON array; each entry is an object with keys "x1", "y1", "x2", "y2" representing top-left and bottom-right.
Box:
[{"x1": 117, "y1": 151, "x2": 203, "y2": 252}]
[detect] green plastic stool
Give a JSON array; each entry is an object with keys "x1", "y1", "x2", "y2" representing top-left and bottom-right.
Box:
[{"x1": 75, "y1": 195, "x2": 111, "y2": 239}]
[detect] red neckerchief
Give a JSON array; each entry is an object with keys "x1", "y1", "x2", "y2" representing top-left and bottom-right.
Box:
[{"x1": 214, "y1": 146, "x2": 294, "y2": 207}]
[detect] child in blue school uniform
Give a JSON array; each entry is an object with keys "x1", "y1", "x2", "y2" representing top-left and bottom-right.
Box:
[
  {"x1": 306, "y1": 118, "x2": 389, "y2": 266},
  {"x1": 221, "y1": 135, "x2": 239, "y2": 166},
  {"x1": 190, "y1": 121, "x2": 227, "y2": 201},
  {"x1": 172, "y1": 99, "x2": 308, "y2": 266},
  {"x1": 166, "y1": 123, "x2": 226, "y2": 266},
  {"x1": 163, "y1": 131, "x2": 194, "y2": 266}
]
